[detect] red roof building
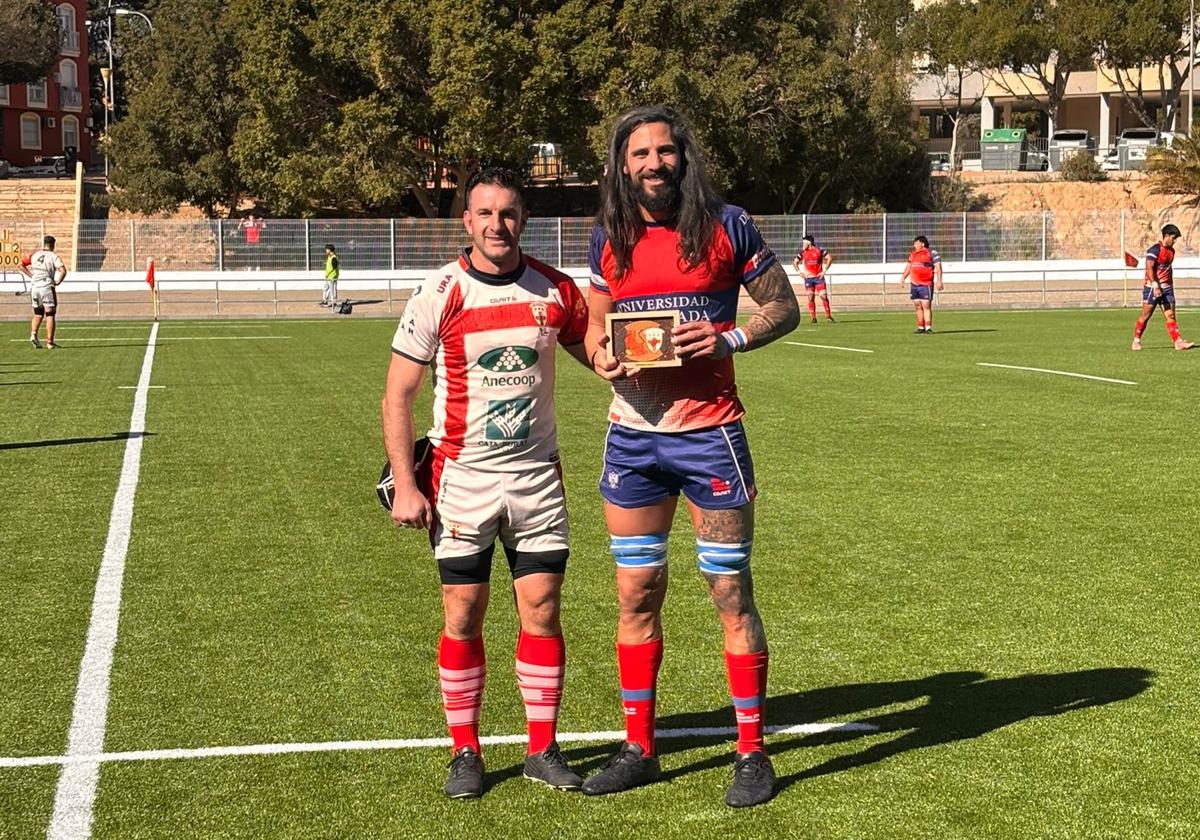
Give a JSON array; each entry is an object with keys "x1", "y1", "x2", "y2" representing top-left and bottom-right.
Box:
[{"x1": 1, "y1": 0, "x2": 92, "y2": 168}]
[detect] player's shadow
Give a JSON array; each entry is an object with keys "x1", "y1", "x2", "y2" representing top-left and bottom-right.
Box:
[
  {"x1": 0, "y1": 380, "x2": 61, "y2": 387},
  {"x1": 929, "y1": 328, "x2": 998, "y2": 334},
  {"x1": 649, "y1": 667, "x2": 1151, "y2": 790},
  {"x1": 0, "y1": 431, "x2": 155, "y2": 451},
  {"x1": 49, "y1": 342, "x2": 150, "y2": 349}
]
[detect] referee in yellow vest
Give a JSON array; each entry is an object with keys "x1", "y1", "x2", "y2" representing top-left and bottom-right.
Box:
[{"x1": 321, "y1": 243, "x2": 340, "y2": 307}]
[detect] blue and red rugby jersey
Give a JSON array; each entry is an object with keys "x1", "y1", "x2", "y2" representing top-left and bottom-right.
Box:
[
  {"x1": 589, "y1": 205, "x2": 776, "y2": 433},
  {"x1": 907, "y1": 246, "x2": 941, "y2": 286},
  {"x1": 796, "y1": 244, "x2": 828, "y2": 278},
  {"x1": 1145, "y1": 242, "x2": 1175, "y2": 286}
]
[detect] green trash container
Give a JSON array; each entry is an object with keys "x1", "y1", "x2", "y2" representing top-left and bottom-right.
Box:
[{"x1": 981, "y1": 128, "x2": 1027, "y2": 171}]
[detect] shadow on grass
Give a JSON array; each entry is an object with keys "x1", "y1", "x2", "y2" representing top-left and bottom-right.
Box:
[
  {"x1": 928, "y1": 328, "x2": 998, "y2": 334},
  {"x1": 44, "y1": 343, "x2": 150, "y2": 349},
  {"x1": 0, "y1": 431, "x2": 155, "y2": 451},
  {"x1": 564, "y1": 668, "x2": 1151, "y2": 790},
  {"x1": 0, "y1": 380, "x2": 61, "y2": 387}
]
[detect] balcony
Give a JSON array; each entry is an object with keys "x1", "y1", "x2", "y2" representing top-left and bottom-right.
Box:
[
  {"x1": 59, "y1": 85, "x2": 82, "y2": 110},
  {"x1": 60, "y1": 29, "x2": 80, "y2": 55}
]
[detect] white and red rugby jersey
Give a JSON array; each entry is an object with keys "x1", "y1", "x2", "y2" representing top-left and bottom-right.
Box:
[
  {"x1": 21, "y1": 249, "x2": 65, "y2": 290},
  {"x1": 392, "y1": 249, "x2": 587, "y2": 471}
]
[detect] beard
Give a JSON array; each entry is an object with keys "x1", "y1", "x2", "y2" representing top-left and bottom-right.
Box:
[{"x1": 632, "y1": 168, "x2": 681, "y2": 214}]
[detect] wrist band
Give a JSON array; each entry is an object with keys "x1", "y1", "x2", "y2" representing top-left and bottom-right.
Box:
[{"x1": 721, "y1": 328, "x2": 748, "y2": 353}]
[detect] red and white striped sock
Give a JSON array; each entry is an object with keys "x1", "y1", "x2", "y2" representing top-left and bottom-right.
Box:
[
  {"x1": 516, "y1": 631, "x2": 565, "y2": 754},
  {"x1": 438, "y1": 634, "x2": 485, "y2": 754},
  {"x1": 1167, "y1": 320, "x2": 1182, "y2": 342}
]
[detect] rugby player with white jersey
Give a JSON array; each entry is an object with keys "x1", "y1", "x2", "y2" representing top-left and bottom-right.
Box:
[
  {"x1": 19, "y1": 235, "x2": 67, "y2": 349},
  {"x1": 580, "y1": 105, "x2": 800, "y2": 808},
  {"x1": 381, "y1": 167, "x2": 623, "y2": 800}
]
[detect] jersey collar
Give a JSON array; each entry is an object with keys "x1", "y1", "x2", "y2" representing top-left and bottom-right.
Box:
[{"x1": 460, "y1": 247, "x2": 526, "y2": 286}]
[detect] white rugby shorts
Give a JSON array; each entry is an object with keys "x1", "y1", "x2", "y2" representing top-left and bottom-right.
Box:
[
  {"x1": 426, "y1": 454, "x2": 569, "y2": 560},
  {"x1": 31, "y1": 286, "x2": 57, "y2": 311}
]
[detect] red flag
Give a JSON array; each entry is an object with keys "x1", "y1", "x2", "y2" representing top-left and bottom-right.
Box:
[
  {"x1": 1123, "y1": 251, "x2": 1138, "y2": 268},
  {"x1": 145, "y1": 257, "x2": 156, "y2": 290}
]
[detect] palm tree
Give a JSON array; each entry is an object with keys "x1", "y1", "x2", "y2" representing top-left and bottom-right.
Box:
[{"x1": 1147, "y1": 127, "x2": 1200, "y2": 206}]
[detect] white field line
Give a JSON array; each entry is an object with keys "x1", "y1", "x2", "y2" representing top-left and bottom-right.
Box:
[
  {"x1": 976, "y1": 362, "x2": 1136, "y2": 386},
  {"x1": 785, "y1": 341, "x2": 874, "y2": 354},
  {"x1": 52, "y1": 324, "x2": 290, "y2": 331},
  {"x1": 9, "y1": 336, "x2": 290, "y2": 342},
  {"x1": 47, "y1": 323, "x2": 159, "y2": 840},
  {"x1": 117, "y1": 386, "x2": 165, "y2": 390},
  {"x1": 3, "y1": 721, "x2": 878, "y2": 769}
]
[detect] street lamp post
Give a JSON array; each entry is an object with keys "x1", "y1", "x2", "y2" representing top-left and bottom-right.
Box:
[
  {"x1": 98, "y1": 4, "x2": 153, "y2": 187},
  {"x1": 99, "y1": 65, "x2": 110, "y2": 183}
]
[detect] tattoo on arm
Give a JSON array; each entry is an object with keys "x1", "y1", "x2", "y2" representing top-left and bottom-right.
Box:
[{"x1": 741, "y1": 262, "x2": 801, "y2": 350}]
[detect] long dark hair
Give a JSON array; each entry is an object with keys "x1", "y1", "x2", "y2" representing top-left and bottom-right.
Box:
[{"x1": 598, "y1": 105, "x2": 722, "y2": 277}]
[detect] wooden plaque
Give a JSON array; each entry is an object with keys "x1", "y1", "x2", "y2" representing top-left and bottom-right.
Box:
[{"x1": 604, "y1": 310, "x2": 682, "y2": 368}]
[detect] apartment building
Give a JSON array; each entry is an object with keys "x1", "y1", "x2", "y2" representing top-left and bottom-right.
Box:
[{"x1": 1, "y1": 0, "x2": 93, "y2": 168}]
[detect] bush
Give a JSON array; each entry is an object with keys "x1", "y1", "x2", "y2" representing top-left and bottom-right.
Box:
[
  {"x1": 923, "y1": 175, "x2": 987, "y2": 212},
  {"x1": 1058, "y1": 152, "x2": 1107, "y2": 182}
]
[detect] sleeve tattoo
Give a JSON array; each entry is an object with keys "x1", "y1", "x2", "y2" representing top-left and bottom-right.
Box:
[{"x1": 741, "y1": 262, "x2": 800, "y2": 350}]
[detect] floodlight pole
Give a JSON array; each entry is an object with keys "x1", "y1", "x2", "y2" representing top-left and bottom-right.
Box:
[
  {"x1": 100, "y1": 4, "x2": 153, "y2": 189},
  {"x1": 1191, "y1": 0, "x2": 1195, "y2": 130}
]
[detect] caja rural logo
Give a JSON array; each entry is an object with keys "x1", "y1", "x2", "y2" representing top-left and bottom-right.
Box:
[{"x1": 479, "y1": 346, "x2": 539, "y2": 372}]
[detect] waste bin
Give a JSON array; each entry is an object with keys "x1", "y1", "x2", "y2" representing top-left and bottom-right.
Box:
[{"x1": 981, "y1": 128, "x2": 1027, "y2": 171}]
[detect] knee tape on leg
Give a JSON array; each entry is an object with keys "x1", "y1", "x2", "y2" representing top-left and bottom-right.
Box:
[
  {"x1": 696, "y1": 540, "x2": 752, "y2": 575},
  {"x1": 610, "y1": 533, "x2": 669, "y2": 569}
]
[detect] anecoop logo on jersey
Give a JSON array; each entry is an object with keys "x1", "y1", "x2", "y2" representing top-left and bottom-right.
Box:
[{"x1": 479, "y1": 345, "x2": 539, "y2": 372}]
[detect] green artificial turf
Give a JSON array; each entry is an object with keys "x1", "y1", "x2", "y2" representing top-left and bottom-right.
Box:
[{"x1": 1, "y1": 310, "x2": 1197, "y2": 839}]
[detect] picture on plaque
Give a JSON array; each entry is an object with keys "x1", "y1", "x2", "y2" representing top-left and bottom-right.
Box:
[{"x1": 605, "y1": 310, "x2": 682, "y2": 368}]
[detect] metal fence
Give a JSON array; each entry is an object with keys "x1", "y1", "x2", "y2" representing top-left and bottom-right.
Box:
[{"x1": 19, "y1": 209, "x2": 1194, "y2": 274}]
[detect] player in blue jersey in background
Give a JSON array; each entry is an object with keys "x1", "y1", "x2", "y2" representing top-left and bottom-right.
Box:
[{"x1": 1132, "y1": 223, "x2": 1194, "y2": 351}]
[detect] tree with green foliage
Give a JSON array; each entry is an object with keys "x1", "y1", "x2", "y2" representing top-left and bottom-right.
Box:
[
  {"x1": 0, "y1": 0, "x2": 59, "y2": 85},
  {"x1": 106, "y1": 0, "x2": 247, "y2": 217},
  {"x1": 587, "y1": 0, "x2": 923, "y2": 214},
  {"x1": 969, "y1": 0, "x2": 1106, "y2": 133},
  {"x1": 909, "y1": 0, "x2": 983, "y2": 172},
  {"x1": 1094, "y1": 0, "x2": 1195, "y2": 133},
  {"x1": 106, "y1": 0, "x2": 928, "y2": 217}
]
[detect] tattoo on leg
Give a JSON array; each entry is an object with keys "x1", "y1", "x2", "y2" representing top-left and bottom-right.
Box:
[
  {"x1": 703, "y1": 570, "x2": 767, "y2": 650},
  {"x1": 695, "y1": 506, "x2": 753, "y2": 543}
]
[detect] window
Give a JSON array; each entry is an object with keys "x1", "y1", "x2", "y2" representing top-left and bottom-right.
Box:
[
  {"x1": 0, "y1": 85, "x2": 8, "y2": 105},
  {"x1": 27, "y1": 79, "x2": 48, "y2": 108},
  {"x1": 20, "y1": 113, "x2": 42, "y2": 150},
  {"x1": 57, "y1": 4, "x2": 79, "y2": 54},
  {"x1": 58, "y1": 59, "x2": 81, "y2": 109},
  {"x1": 63, "y1": 116, "x2": 79, "y2": 152}
]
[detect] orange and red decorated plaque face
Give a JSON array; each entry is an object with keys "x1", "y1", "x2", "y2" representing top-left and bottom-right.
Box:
[{"x1": 605, "y1": 310, "x2": 682, "y2": 367}]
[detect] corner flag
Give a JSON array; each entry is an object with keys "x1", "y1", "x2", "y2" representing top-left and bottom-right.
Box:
[
  {"x1": 145, "y1": 257, "x2": 156, "y2": 289},
  {"x1": 1123, "y1": 251, "x2": 1138, "y2": 268}
]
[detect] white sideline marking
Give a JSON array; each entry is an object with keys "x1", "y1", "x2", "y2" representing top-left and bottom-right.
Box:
[
  {"x1": 118, "y1": 386, "x2": 165, "y2": 390},
  {"x1": 785, "y1": 341, "x2": 874, "y2": 354},
  {"x1": 10, "y1": 336, "x2": 290, "y2": 342},
  {"x1": 976, "y1": 363, "x2": 1136, "y2": 386},
  {"x1": 2, "y1": 722, "x2": 877, "y2": 769},
  {"x1": 47, "y1": 323, "x2": 159, "y2": 840}
]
